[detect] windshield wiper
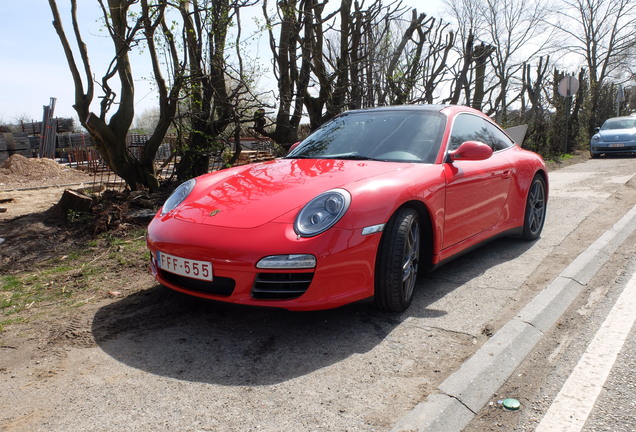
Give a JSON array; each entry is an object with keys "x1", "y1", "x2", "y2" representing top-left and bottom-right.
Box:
[
  {"x1": 286, "y1": 153, "x2": 380, "y2": 161},
  {"x1": 329, "y1": 153, "x2": 381, "y2": 161},
  {"x1": 285, "y1": 154, "x2": 314, "y2": 159}
]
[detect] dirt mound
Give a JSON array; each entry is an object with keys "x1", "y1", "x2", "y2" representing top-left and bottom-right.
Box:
[{"x1": 0, "y1": 154, "x2": 94, "y2": 190}]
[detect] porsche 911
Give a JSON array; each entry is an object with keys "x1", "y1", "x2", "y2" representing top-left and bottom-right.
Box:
[{"x1": 146, "y1": 105, "x2": 548, "y2": 312}]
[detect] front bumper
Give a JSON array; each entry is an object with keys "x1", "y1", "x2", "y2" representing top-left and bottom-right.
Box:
[
  {"x1": 590, "y1": 142, "x2": 636, "y2": 156},
  {"x1": 146, "y1": 217, "x2": 381, "y2": 311}
]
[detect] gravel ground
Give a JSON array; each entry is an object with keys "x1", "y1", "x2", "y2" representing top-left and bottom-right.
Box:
[{"x1": 1, "y1": 154, "x2": 635, "y2": 432}]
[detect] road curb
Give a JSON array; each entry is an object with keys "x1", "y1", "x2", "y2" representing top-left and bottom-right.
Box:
[{"x1": 391, "y1": 203, "x2": 636, "y2": 432}]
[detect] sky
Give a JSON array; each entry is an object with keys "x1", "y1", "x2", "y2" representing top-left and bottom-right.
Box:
[
  {"x1": 0, "y1": 0, "x2": 444, "y2": 126},
  {"x1": 1, "y1": 1, "x2": 159, "y2": 124}
]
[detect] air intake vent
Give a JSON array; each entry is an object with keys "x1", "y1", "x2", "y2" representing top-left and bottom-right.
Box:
[{"x1": 252, "y1": 272, "x2": 314, "y2": 300}]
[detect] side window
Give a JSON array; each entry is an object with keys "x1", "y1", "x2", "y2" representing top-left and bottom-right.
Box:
[
  {"x1": 449, "y1": 114, "x2": 514, "y2": 152},
  {"x1": 449, "y1": 114, "x2": 482, "y2": 151},
  {"x1": 484, "y1": 122, "x2": 514, "y2": 151}
]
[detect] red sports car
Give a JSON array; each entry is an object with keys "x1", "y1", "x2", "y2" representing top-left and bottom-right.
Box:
[{"x1": 147, "y1": 105, "x2": 548, "y2": 312}]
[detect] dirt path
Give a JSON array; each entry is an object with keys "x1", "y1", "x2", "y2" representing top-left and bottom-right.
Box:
[
  {"x1": 1, "y1": 186, "x2": 82, "y2": 220},
  {"x1": 1, "y1": 155, "x2": 96, "y2": 220}
]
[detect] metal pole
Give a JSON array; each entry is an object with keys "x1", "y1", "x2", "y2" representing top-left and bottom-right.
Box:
[
  {"x1": 616, "y1": 85, "x2": 623, "y2": 117},
  {"x1": 565, "y1": 93, "x2": 571, "y2": 154}
]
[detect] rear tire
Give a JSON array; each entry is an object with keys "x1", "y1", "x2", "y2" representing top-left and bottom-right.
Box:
[
  {"x1": 521, "y1": 175, "x2": 547, "y2": 241},
  {"x1": 374, "y1": 208, "x2": 420, "y2": 312}
]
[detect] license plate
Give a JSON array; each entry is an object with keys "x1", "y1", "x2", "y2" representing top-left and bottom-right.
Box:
[
  {"x1": 156, "y1": 251, "x2": 213, "y2": 281},
  {"x1": 609, "y1": 143, "x2": 625, "y2": 148}
]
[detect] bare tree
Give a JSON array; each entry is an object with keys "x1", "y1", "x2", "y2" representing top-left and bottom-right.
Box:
[
  {"x1": 522, "y1": 55, "x2": 551, "y2": 122},
  {"x1": 257, "y1": 0, "x2": 454, "y2": 143},
  {"x1": 173, "y1": 0, "x2": 258, "y2": 180},
  {"x1": 443, "y1": 0, "x2": 553, "y2": 119},
  {"x1": 134, "y1": 107, "x2": 161, "y2": 134},
  {"x1": 303, "y1": 0, "x2": 347, "y2": 130},
  {"x1": 552, "y1": 0, "x2": 636, "y2": 132},
  {"x1": 518, "y1": 57, "x2": 551, "y2": 153},
  {"x1": 471, "y1": 42, "x2": 496, "y2": 110},
  {"x1": 254, "y1": 0, "x2": 314, "y2": 149},
  {"x1": 48, "y1": 0, "x2": 184, "y2": 191},
  {"x1": 481, "y1": 0, "x2": 552, "y2": 121},
  {"x1": 417, "y1": 20, "x2": 456, "y2": 104},
  {"x1": 384, "y1": 10, "x2": 433, "y2": 104},
  {"x1": 443, "y1": 0, "x2": 485, "y2": 105},
  {"x1": 308, "y1": 1, "x2": 430, "y2": 120},
  {"x1": 312, "y1": 0, "x2": 403, "y2": 113}
]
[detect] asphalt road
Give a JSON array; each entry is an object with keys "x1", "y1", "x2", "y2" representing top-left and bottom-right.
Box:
[
  {"x1": 394, "y1": 156, "x2": 636, "y2": 432},
  {"x1": 1, "y1": 155, "x2": 636, "y2": 432},
  {"x1": 463, "y1": 224, "x2": 636, "y2": 432}
]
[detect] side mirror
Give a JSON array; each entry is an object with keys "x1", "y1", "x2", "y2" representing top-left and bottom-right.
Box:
[
  {"x1": 448, "y1": 141, "x2": 493, "y2": 162},
  {"x1": 594, "y1": 127, "x2": 600, "y2": 133},
  {"x1": 287, "y1": 141, "x2": 301, "y2": 155}
]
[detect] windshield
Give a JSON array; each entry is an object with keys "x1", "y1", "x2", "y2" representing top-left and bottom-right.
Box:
[
  {"x1": 287, "y1": 110, "x2": 446, "y2": 164},
  {"x1": 601, "y1": 118, "x2": 636, "y2": 130}
]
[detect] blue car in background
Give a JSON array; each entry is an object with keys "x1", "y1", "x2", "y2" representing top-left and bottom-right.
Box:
[{"x1": 590, "y1": 116, "x2": 636, "y2": 158}]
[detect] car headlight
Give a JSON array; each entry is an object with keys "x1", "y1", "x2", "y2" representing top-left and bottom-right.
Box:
[
  {"x1": 591, "y1": 135, "x2": 601, "y2": 143},
  {"x1": 295, "y1": 188, "x2": 351, "y2": 237},
  {"x1": 161, "y1": 178, "x2": 196, "y2": 215}
]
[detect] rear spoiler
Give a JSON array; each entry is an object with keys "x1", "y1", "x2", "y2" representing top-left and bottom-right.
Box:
[{"x1": 504, "y1": 125, "x2": 528, "y2": 146}]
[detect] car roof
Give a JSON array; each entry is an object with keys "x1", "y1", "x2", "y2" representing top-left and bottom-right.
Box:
[
  {"x1": 604, "y1": 116, "x2": 635, "y2": 121},
  {"x1": 340, "y1": 104, "x2": 484, "y2": 116}
]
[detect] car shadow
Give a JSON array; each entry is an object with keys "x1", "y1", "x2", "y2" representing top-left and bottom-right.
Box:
[{"x1": 92, "y1": 236, "x2": 534, "y2": 386}]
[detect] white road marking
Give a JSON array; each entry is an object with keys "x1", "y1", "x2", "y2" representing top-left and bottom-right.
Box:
[{"x1": 535, "y1": 269, "x2": 636, "y2": 432}]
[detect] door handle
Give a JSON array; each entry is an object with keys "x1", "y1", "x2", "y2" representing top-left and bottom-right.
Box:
[{"x1": 502, "y1": 170, "x2": 511, "y2": 179}]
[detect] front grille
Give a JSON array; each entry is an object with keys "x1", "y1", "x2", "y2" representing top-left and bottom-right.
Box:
[
  {"x1": 606, "y1": 146, "x2": 636, "y2": 151},
  {"x1": 594, "y1": 145, "x2": 636, "y2": 151},
  {"x1": 252, "y1": 272, "x2": 314, "y2": 300},
  {"x1": 160, "y1": 270, "x2": 235, "y2": 296}
]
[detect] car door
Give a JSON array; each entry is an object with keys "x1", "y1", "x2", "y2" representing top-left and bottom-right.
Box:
[{"x1": 442, "y1": 113, "x2": 514, "y2": 249}]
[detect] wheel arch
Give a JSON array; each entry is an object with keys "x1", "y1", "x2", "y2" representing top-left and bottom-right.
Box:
[
  {"x1": 391, "y1": 200, "x2": 435, "y2": 271},
  {"x1": 533, "y1": 168, "x2": 549, "y2": 201}
]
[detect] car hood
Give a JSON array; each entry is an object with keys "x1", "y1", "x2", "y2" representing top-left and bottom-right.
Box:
[
  {"x1": 598, "y1": 128, "x2": 636, "y2": 142},
  {"x1": 171, "y1": 158, "x2": 416, "y2": 228}
]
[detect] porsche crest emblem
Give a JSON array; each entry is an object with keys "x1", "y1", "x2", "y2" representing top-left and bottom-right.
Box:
[{"x1": 209, "y1": 209, "x2": 222, "y2": 216}]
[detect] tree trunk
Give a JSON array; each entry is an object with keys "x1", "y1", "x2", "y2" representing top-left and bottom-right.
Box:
[{"x1": 471, "y1": 43, "x2": 495, "y2": 111}]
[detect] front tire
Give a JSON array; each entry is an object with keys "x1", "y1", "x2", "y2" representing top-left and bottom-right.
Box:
[
  {"x1": 374, "y1": 208, "x2": 420, "y2": 312},
  {"x1": 521, "y1": 175, "x2": 547, "y2": 241}
]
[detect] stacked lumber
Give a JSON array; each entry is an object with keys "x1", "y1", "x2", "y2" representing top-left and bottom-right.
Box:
[
  {"x1": 57, "y1": 133, "x2": 94, "y2": 148},
  {"x1": 236, "y1": 150, "x2": 276, "y2": 165},
  {"x1": 0, "y1": 133, "x2": 33, "y2": 163},
  {"x1": 0, "y1": 134, "x2": 6, "y2": 163}
]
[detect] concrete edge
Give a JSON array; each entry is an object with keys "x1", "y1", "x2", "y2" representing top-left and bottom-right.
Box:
[
  {"x1": 0, "y1": 182, "x2": 94, "y2": 193},
  {"x1": 391, "y1": 394, "x2": 474, "y2": 432},
  {"x1": 391, "y1": 203, "x2": 636, "y2": 432}
]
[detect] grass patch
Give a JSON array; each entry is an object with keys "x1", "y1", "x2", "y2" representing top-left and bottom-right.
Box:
[
  {"x1": 0, "y1": 227, "x2": 150, "y2": 332},
  {"x1": 0, "y1": 316, "x2": 26, "y2": 332},
  {"x1": 547, "y1": 153, "x2": 573, "y2": 163}
]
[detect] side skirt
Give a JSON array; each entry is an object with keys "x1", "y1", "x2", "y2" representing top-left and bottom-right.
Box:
[{"x1": 429, "y1": 226, "x2": 523, "y2": 272}]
